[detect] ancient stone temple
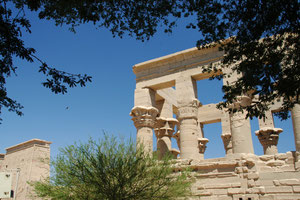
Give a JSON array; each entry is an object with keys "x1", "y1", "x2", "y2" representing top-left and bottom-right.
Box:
[
  {"x1": 130, "y1": 45, "x2": 300, "y2": 200},
  {"x1": 0, "y1": 139, "x2": 51, "y2": 199}
]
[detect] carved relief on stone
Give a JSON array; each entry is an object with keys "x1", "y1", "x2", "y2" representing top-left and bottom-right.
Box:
[
  {"x1": 198, "y1": 138, "x2": 209, "y2": 154},
  {"x1": 177, "y1": 99, "x2": 201, "y2": 120},
  {"x1": 154, "y1": 117, "x2": 178, "y2": 139},
  {"x1": 130, "y1": 106, "x2": 159, "y2": 128},
  {"x1": 255, "y1": 127, "x2": 283, "y2": 155},
  {"x1": 221, "y1": 132, "x2": 233, "y2": 154}
]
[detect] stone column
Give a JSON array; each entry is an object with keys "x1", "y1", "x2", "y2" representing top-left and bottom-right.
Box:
[
  {"x1": 130, "y1": 88, "x2": 158, "y2": 154},
  {"x1": 176, "y1": 76, "x2": 202, "y2": 160},
  {"x1": 155, "y1": 99, "x2": 178, "y2": 159},
  {"x1": 131, "y1": 106, "x2": 158, "y2": 154},
  {"x1": 255, "y1": 110, "x2": 283, "y2": 155},
  {"x1": 230, "y1": 96, "x2": 254, "y2": 154},
  {"x1": 221, "y1": 112, "x2": 233, "y2": 155},
  {"x1": 155, "y1": 117, "x2": 178, "y2": 159},
  {"x1": 291, "y1": 104, "x2": 300, "y2": 162},
  {"x1": 197, "y1": 123, "x2": 209, "y2": 159}
]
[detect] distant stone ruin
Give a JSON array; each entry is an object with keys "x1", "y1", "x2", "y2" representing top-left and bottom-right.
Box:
[
  {"x1": 130, "y1": 46, "x2": 300, "y2": 199},
  {"x1": 0, "y1": 139, "x2": 51, "y2": 199}
]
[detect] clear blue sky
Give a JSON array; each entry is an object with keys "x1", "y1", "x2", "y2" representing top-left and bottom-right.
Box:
[{"x1": 0, "y1": 10, "x2": 295, "y2": 159}]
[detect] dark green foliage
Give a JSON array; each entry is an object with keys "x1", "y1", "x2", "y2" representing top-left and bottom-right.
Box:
[
  {"x1": 1, "y1": 0, "x2": 299, "y2": 121},
  {"x1": 32, "y1": 136, "x2": 191, "y2": 200}
]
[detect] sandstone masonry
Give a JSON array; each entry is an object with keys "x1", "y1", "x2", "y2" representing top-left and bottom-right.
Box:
[
  {"x1": 130, "y1": 46, "x2": 300, "y2": 200},
  {"x1": 0, "y1": 139, "x2": 51, "y2": 200}
]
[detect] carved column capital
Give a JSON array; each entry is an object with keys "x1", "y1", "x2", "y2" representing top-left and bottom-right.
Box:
[
  {"x1": 221, "y1": 132, "x2": 233, "y2": 154},
  {"x1": 130, "y1": 106, "x2": 159, "y2": 128},
  {"x1": 198, "y1": 138, "x2": 209, "y2": 154},
  {"x1": 255, "y1": 127, "x2": 282, "y2": 146},
  {"x1": 255, "y1": 127, "x2": 283, "y2": 155},
  {"x1": 177, "y1": 99, "x2": 201, "y2": 120},
  {"x1": 154, "y1": 117, "x2": 178, "y2": 139}
]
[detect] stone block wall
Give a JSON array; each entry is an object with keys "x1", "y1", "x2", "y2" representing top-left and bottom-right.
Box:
[
  {"x1": 0, "y1": 139, "x2": 51, "y2": 199},
  {"x1": 175, "y1": 152, "x2": 300, "y2": 200}
]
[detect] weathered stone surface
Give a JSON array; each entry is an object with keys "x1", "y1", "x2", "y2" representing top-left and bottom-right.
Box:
[
  {"x1": 210, "y1": 188, "x2": 228, "y2": 195},
  {"x1": 227, "y1": 188, "x2": 246, "y2": 195},
  {"x1": 194, "y1": 191, "x2": 212, "y2": 196},
  {"x1": 278, "y1": 179, "x2": 300, "y2": 186},
  {"x1": 255, "y1": 180, "x2": 262, "y2": 187},
  {"x1": 259, "y1": 155, "x2": 274, "y2": 161},
  {"x1": 198, "y1": 183, "x2": 232, "y2": 189},
  {"x1": 247, "y1": 172, "x2": 259, "y2": 180},
  {"x1": 273, "y1": 180, "x2": 280, "y2": 186},
  {"x1": 266, "y1": 160, "x2": 285, "y2": 167},
  {"x1": 259, "y1": 196, "x2": 276, "y2": 200},
  {"x1": 231, "y1": 182, "x2": 242, "y2": 188},
  {"x1": 248, "y1": 179, "x2": 255, "y2": 187},
  {"x1": 260, "y1": 166, "x2": 273, "y2": 172},
  {"x1": 250, "y1": 186, "x2": 266, "y2": 194},
  {"x1": 293, "y1": 186, "x2": 300, "y2": 193},
  {"x1": 280, "y1": 164, "x2": 294, "y2": 171},
  {"x1": 265, "y1": 186, "x2": 293, "y2": 193},
  {"x1": 275, "y1": 153, "x2": 288, "y2": 160}
]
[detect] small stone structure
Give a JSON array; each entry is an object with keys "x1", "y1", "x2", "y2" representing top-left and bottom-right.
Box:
[
  {"x1": 130, "y1": 45, "x2": 300, "y2": 199},
  {"x1": 0, "y1": 139, "x2": 51, "y2": 199}
]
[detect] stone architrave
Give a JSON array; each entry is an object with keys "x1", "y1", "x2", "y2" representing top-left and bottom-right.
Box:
[
  {"x1": 255, "y1": 127, "x2": 283, "y2": 155},
  {"x1": 291, "y1": 104, "x2": 300, "y2": 163},
  {"x1": 221, "y1": 132, "x2": 233, "y2": 155},
  {"x1": 130, "y1": 106, "x2": 159, "y2": 154},
  {"x1": 229, "y1": 96, "x2": 254, "y2": 154}
]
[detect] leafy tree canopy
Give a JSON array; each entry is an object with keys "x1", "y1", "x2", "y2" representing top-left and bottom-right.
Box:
[
  {"x1": 1, "y1": 0, "x2": 299, "y2": 120},
  {"x1": 31, "y1": 135, "x2": 191, "y2": 200}
]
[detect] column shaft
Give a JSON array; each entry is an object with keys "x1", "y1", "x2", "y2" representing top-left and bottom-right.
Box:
[
  {"x1": 292, "y1": 104, "x2": 300, "y2": 161},
  {"x1": 264, "y1": 144, "x2": 278, "y2": 155},
  {"x1": 179, "y1": 117, "x2": 200, "y2": 159},
  {"x1": 231, "y1": 111, "x2": 254, "y2": 154},
  {"x1": 137, "y1": 127, "x2": 154, "y2": 153}
]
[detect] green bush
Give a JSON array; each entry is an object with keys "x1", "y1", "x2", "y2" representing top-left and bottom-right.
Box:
[{"x1": 32, "y1": 135, "x2": 191, "y2": 200}]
